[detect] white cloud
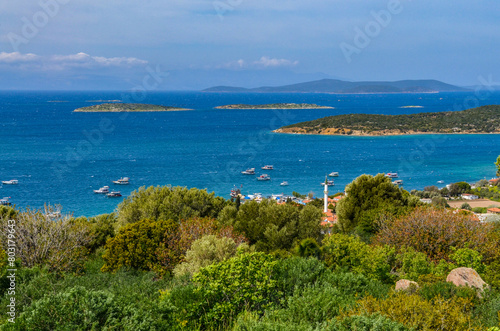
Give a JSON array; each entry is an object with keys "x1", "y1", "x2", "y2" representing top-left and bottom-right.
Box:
[
  {"x1": 0, "y1": 52, "x2": 148, "y2": 70},
  {"x1": 0, "y1": 52, "x2": 39, "y2": 63},
  {"x1": 218, "y1": 56, "x2": 299, "y2": 70},
  {"x1": 254, "y1": 56, "x2": 299, "y2": 67}
]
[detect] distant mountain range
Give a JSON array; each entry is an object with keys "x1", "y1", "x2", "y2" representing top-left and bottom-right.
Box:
[{"x1": 203, "y1": 79, "x2": 469, "y2": 93}]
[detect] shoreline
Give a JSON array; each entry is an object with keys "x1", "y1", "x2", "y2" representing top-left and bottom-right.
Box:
[{"x1": 273, "y1": 128, "x2": 500, "y2": 137}]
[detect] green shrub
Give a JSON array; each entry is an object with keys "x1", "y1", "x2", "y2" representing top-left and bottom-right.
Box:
[
  {"x1": 116, "y1": 186, "x2": 227, "y2": 227},
  {"x1": 449, "y1": 247, "x2": 485, "y2": 273},
  {"x1": 101, "y1": 219, "x2": 178, "y2": 275},
  {"x1": 173, "y1": 234, "x2": 239, "y2": 277},
  {"x1": 395, "y1": 247, "x2": 434, "y2": 281},
  {"x1": 189, "y1": 252, "x2": 279, "y2": 329},
  {"x1": 321, "y1": 233, "x2": 393, "y2": 282},
  {"x1": 273, "y1": 256, "x2": 327, "y2": 299}
]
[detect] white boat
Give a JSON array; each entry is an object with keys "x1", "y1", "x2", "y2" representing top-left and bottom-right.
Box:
[
  {"x1": 241, "y1": 168, "x2": 256, "y2": 175},
  {"x1": 328, "y1": 172, "x2": 339, "y2": 177},
  {"x1": 280, "y1": 181, "x2": 289, "y2": 186},
  {"x1": 94, "y1": 186, "x2": 110, "y2": 194},
  {"x1": 437, "y1": 180, "x2": 444, "y2": 184},
  {"x1": 386, "y1": 172, "x2": 398, "y2": 178},
  {"x1": 2, "y1": 179, "x2": 18, "y2": 185},
  {"x1": 0, "y1": 197, "x2": 11, "y2": 205},
  {"x1": 393, "y1": 180, "x2": 403, "y2": 185},
  {"x1": 112, "y1": 177, "x2": 129, "y2": 185},
  {"x1": 261, "y1": 165, "x2": 274, "y2": 170},
  {"x1": 321, "y1": 180, "x2": 335, "y2": 186},
  {"x1": 107, "y1": 191, "x2": 122, "y2": 197},
  {"x1": 257, "y1": 174, "x2": 271, "y2": 181}
]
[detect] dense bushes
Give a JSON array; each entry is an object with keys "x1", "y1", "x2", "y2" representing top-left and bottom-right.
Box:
[
  {"x1": 231, "y1": 200, "x2": 323, "y2": 252},
  {"x1": 116, "y1": 186, "x2": 228, "y2": 227},
  {"x1": 101, "y1": 219, "x2": 178, "y2": 274},
  {"x1": 0, "y1": 207, "x2": 94, "y2": 273},
  {"x1": 376, "y1": 207, "x2": 499, "y2": 263},
  {"x1": 336, "y1": 174, "x2": 419, "y2": 235}
]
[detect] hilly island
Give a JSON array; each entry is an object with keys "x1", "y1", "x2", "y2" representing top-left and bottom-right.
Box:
[
  {"x1": 215, "y1": 103, "x2": 333, "y2": 109},
  {"x1": 274, "y1": 105, "x2": 500, "y2": 136},
  {"x1": 74, "y1": 103, "x2": 190, "y2": 112}
]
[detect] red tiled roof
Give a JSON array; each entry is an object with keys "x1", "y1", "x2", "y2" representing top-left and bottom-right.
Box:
[{"x1": 488, "y1": 208, "x2": 500, "y2": 213}]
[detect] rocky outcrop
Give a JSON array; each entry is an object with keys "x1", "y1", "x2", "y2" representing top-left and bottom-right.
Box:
[
  {"x1": 446, "y1": 267, "x2": 489, "y2": 292},
  {"x1": 395, "y1": 279, "x2": 419, "y2": 292}
]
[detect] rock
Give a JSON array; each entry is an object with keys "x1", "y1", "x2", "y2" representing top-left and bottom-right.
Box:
[
  {"x1": 446, "y1": 267, "x2": 489, "y2": 292},
  {"x1": 395, "y1": 279, "x2": 419, "y2": 292}
]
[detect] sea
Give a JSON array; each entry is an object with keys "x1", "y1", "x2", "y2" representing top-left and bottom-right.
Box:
[{"x1": 1, "y1": 90, "x2": 499, "y2": 217}]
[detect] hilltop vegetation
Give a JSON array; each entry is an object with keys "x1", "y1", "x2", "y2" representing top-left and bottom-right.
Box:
[
  {"x1": 2, "y1": 181, "x2": 500, "y2": 330},
  {"x1": 74, "y1": 103, "x2": 190, "y2": 112},
  {"x1": 215, "y1": 103, "x2": 333, "y2": 109},
  {"x1": 276, "y1": 105, "x2": 500, "y2": 136}
]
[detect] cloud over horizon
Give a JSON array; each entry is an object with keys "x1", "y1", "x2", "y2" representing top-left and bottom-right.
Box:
[{"x1": 0, "y1": 52, "x2": 148, "y2": 71}]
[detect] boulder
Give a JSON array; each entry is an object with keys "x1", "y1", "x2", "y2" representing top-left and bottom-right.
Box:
[
  {"x1": 446, "y1": 267, "x2": 489, "y2": 292},
  {"x1": 395, "y1": 279, "x2": 419, "y2": 292}
]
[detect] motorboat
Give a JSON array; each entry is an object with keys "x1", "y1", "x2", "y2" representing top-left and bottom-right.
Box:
[
  {"x1": 230, "y1": 186, "x2": 241, "y2": 198},
  {"x1": 0, "y1": 197, "x2": 10, "y2": 206},
  {"x1": 437, "y1": 180, "x2": 444, "y2": 184},
  {"x1": 112, "y1": 177, "x2": 129, "y2": 185},
  {"x1": 393, "y1": 180, "x2": 403, "y2": 185},
  {"x1": 328, "y1": 172, "x2": 339, "y2": 177},
  {"x1": 257, "y1": 174, "x2": 271, "y2": 181},
  {"x1": 261, "y1": 165, "x2": 274, "y2": 170},
  {"x1": 94, "y1": 186, "x2": 110, "y2": 194},
  {"x1": 386, "y1": 173, "x2": 398, "y2": 178},
  {"x1": 107, "y1": 191, "x2": 122, "y2": 197},
  {"x1": 2, "y1": 179, "x2": 18, "y2": 185},
  {"x1": 241, "y1": 168, "x2": 256, "y2": 175},
  {"x1": 321, "y1": 180, "x2": 335, "y2": 186},
  {"x1": 280, "y1": 181, "x2": 289, "y2": 186}
]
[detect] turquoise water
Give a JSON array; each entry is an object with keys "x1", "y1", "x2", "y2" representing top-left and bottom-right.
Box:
[{"x1": 0, "y1": 90, "x2": 499, "y2": 217}]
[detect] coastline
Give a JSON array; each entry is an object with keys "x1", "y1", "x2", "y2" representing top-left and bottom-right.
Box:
[{"x1": 273, "y1": 128, "x2": 500, "y2": 137}]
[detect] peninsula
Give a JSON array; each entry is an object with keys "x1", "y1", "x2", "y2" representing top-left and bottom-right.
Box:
[
  {"x1": 274, "y1": 105, "x2": 500, "y2": 136},
  {"x1": 215, "y1": 103, "x2": 333, "y2": 109},
  {"x1": 74, "y1": 103, "x2": 190, "y2": 112}
]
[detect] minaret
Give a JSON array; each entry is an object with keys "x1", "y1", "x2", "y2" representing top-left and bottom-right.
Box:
[{"x1": 324, "y1": 176, "x2": 328, "y2": 213}]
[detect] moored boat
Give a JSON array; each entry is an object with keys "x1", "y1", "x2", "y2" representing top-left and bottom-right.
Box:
[
  {"x1": 107, "y1": 191, "x2": 122, "y2": 197},
  {"x1": 112, "y1": 177, "x2": 130, "y2": 185},
  {"x1": 328, "y1": 172, "x2": 339, "y2": 177},
  {"x1": 386, "y1": 172, "x2": 398, "y2": 178},
  {"x1": 280, "y1": 181, "x2": 289, "y2": 186},
  {"x1": 261, "y1": 165, "x2": 274, "y2": 170},
  {"x1": 0, "y1": 197, "x2": 11, "y2": 205},
  {"x1": 241, "y1": 168, "x2": 256, "y2": 175},
  {"x1": 321, "y1": 180, "x2": 335, "y2": 186},
  {"x1": 257, "y1": 174, "x2": 271, "y2": 181},
  {"x1": 94, "y1": 186, "x2": 110, "y2": 194},
  {"x1": 2, "y1": 179, "x2": 18, "y2": 185},
  {"x1": 393, "y1": 180, "x2": 403, "y2": 185}
]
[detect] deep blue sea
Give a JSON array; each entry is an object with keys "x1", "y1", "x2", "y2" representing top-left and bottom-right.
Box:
[{"x1": 1, "y1": 90, "x2": 499, "y2": 217}]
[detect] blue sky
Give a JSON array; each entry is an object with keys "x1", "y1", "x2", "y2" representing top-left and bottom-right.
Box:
[{"x1": 1, "y1": 0, "x2": 499, "y2": 90}]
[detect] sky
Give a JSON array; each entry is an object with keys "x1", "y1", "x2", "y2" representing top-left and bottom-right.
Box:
[{"x1": 0, "y1": 0, "x2": 499, "y2": 90}]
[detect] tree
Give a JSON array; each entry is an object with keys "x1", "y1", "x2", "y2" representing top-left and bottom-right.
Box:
[
  {"x1": 116, "y1": 186, "x2": 228, "y2": 228},
  {"x1": 233, "y1": 200, "x2": 323, "y2": 252},
  {"x1": 376, "y1": 208, "x2": 499, "y2": 263},
  {"x1": 0, "y1": 206, "x2": 93, "y2": 273},
  {"x1": 190, "y1": 252, "x2": 279, "y2": 329},
  {"x1": 173, "y1": 235, "x2": 245, "y2": 277},
  {"x1": 496, "y1": 155, "x2": 500, "y2": 177},
  {"x1": 101, "y1": 219, "x2": 178, "y2": 275},
  {"x1": 336, "y1": 174, "x2": 420, "y2": 235}
]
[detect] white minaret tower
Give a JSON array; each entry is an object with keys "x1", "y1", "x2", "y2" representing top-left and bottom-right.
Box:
[{"x1": 324, "y1": 176, "x2": 328, "y2": 213}]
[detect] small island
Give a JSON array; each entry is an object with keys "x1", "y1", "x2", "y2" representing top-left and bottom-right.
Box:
[
  {"x1": 215, "y1": 103, "x2": 334, "y2": 110},
  {"x1": 274, "y1": 105, "x2": 500, "y2": 136},
  {"x1": 74, "y1": 103, "x2": 191, "y2": 112}
]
